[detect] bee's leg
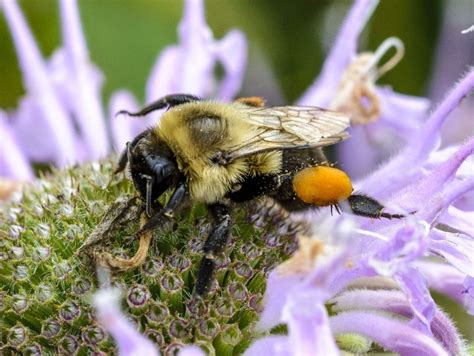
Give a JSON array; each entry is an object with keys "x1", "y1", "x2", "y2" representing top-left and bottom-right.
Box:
[
  {"x1": 195, "y1": 203, "x2": 231, "y2": 296},
  {"x1": 142, "y1": 181, "x2": 188, "y2": 231},
  {"x1": 348, "y1": 194, "x2": 405, "y2": 219},
  {"x1": 116, "y1": 94, "x2": 200, "y2": 117}
]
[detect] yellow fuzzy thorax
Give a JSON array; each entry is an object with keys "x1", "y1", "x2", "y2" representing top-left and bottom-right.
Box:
[{"x1": 154, "y1": 101, "x2": 282, "y2": 203}]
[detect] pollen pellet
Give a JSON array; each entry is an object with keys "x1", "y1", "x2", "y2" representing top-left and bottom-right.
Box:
[{"x1": 293, "y1": 166, "x2": 353, "y2": 206}]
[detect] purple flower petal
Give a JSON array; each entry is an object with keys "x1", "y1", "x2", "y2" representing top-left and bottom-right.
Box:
[
  {"x1": 282, "y1": 290, "x2": 339, "y2": 355},
  {"x1": 384, "y1": 136, "x2": 474, "y2": 214},
  {"x1": 359, "y1": 68, "x2": 474, "y2": 198},
  {"x1": 244, "y1": 336, "x2": 291, "y2": 356},
  {"x1": 178, "y1": 345, "x2": 206, "y2": 356},
  {"x1": 59, "y1": 0, "x2": 109, "y2": 159},
  {"x1": 376, "y1": 88, "x2": 429, "y2": 137},
  {"x1": 428, "y1": 229, "x2": 473, "y2": 277},
  {"x1": 0, "y1": 112, "x2": 33, "y2": 179},
  {"x1": 397, "y1": 268, "x2": 436, "y2": 335},
  {"x1": 146, "y1": 0, "x2": 247, "y2": 104},
  {"x1": 439, "y1": 207, "x2": 474, "y2": 238},
  {"x1": 330, "y1": 311, "x2": 449, "y2": 355},
  {"x1": 109, "y1": 91, "x2": 146, "y2": 151},
  {"x1": 331, "y1": 289, "x2": 464, "y2": 355},
  {"x1": 462, "y1": 276, "x2": 474, "y2": 315},
  {"x1": 256, "y1": 272, "x2": 303, "y2": 331},
  {"x1": 93, "y1": 289, "x2": 159, "y2": 356},
  {"x1": 1, "y1": 0, "x2": 79, "y2": 166},
  {"x1": 415, "y1": 261, "x2": 468, "y2": 309}
]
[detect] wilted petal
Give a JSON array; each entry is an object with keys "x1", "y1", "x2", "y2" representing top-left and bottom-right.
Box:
[
  {"x1": 1, "y1": 0, "x2": 79, "y2": 166},
  {"x1": 283, "y1": 290, "x2": 339, "y2": 356},
  {"x1": 244, "y1": 336, "x2": 291, "y2": 356},
  {"x1": 330, "y1": 311, "x2": 449, "y2": 355},
  {"x1": 0, "y1": 113, "x2": 33, "y2": 179},
  {"x1": 93, "y1": 289, "x2": 158, "y2": 356},
  {"x1": 59, "y1": 0, "x2": 109, "y2": 159},
  {"x1": 299, "y1": 0, "x2": 379, "y2": 106},
  {"x1": 109, "y1": 91, "x2": 146, "y2": 151}
]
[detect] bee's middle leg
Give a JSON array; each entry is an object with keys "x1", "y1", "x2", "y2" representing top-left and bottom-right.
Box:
[{"x1": 194, "y1": 203, "x2": 232, "y2": 296}]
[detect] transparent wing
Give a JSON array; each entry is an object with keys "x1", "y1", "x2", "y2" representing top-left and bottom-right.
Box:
[{"x1": 227, "y1": 106, "x2": 350, "y2": 159}]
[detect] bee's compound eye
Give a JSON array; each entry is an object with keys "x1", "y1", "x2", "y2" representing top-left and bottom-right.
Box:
[{"x1": 293, "y1": 166, "x2": 353, "y2": 206}]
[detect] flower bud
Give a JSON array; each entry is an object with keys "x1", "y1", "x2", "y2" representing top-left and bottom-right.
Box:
[
  {"x1": 59, "y1": 335, "x2": 80, "y2": 354},
  {"x1": 126, "y1": 285, "x2": 150, "y2": 314},
  {"x1": 36, "y1": 283, "x2": 54, "y2": 303},
  {"x1": 72, "y1": 277, "x2": 92, "y2": 296},
  {"x1": 41, "y1": 318, "x2": 61, "y2": 339},
  {"x1": 145, "y1": 302, "x2": 170, "y2": 327},
  {"x1": 81, "y1": 324, "x2": 106, "y2": 345},
  {"x1": 8, "y1": 324, "x2": 28, "y2": 348},
  {"x1": 60, "y1": 301, "x2": 81, "y2": 322},
  {"x1": 12, "y1": 293, "x2": 29, "y2": 314}
]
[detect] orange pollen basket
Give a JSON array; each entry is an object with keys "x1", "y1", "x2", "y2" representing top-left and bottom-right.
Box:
[{"x1": 292, "y1": 166, "x2": 353, "y2": 206}]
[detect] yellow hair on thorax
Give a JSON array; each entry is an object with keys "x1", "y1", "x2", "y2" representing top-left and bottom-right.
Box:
[{"x1": 155, "y1": 101, "x2": 278, "y2": 204}]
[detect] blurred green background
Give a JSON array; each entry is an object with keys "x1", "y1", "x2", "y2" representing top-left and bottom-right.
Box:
[
  {"x1": 0, "y1": 0, "x2": 473, "y2": 342},
  {"x1": 0, "y1": 0, "x2": 455, "y2": 109}
]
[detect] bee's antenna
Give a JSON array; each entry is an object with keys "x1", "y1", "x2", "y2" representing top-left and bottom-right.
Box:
[{"x1": 115, "y1": 94, "x2": 200, "y2": 118}]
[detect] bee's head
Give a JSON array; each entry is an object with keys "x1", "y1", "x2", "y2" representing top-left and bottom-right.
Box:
[{"x1": 120, "y1": 129, "x2": 180, "y2": 214}]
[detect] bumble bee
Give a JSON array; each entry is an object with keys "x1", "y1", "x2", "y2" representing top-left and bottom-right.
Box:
[{"x1": 115, "y1": 94, "x2": 402, "y2": 295}]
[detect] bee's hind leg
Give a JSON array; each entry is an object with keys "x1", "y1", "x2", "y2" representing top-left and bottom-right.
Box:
[
  {"x1": 194, "y1": 203, "x2": 232, "y2": 296},
  {"x1": 347, "y1": 194, "x2": 405, "y2": 219}
]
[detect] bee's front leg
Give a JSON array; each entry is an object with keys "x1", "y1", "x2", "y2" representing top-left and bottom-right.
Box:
[{"x1": 194, "y1": 203, "x2": 232, "y2": 296}]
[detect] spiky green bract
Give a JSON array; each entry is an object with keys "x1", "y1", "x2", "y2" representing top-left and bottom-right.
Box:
[{"x1": 0, "y1": 159, "x2": 304, "y2": 354}]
